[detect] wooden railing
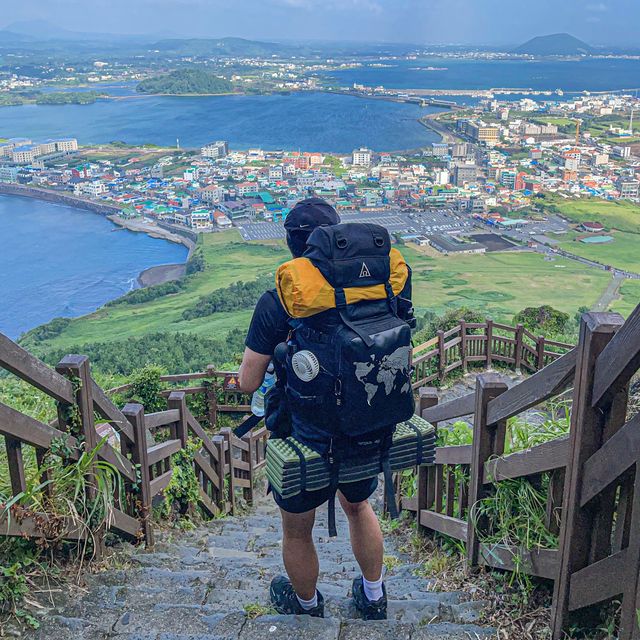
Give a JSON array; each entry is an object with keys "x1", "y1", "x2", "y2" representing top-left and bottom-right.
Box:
[
  {"x1": 401, "y1": 302, "x2": 640, "y2": 639},
  {"x1": 411, "y1": 319, "x2": 573, "y2": 389},
  {"x1": 0, "y1": 334, "x2": 268, "y2": 551},
  {"x1": 109, "y1": 367, "x2": 252, "y2": 427}
]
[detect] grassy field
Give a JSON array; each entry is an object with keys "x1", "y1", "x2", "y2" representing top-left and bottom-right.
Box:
[
  {"x1": 554, "y1": 230, "x2": 640, "y2": 274},
  {"x1": 28, "y1": 228, "x2": 623, "y2": 359},
  {"x1": 540, "y1": 194, "x2": 640, "y2": 233},
  {"x1": 611, "y1": 280, "x2": 640, "y2": 317},
  {"x1": 401, "y1": 246, "x2": 612, "y2": 320}
]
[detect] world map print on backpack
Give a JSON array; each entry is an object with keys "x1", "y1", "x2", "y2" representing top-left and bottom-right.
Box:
[{"x1": 275, "y1": 222, "x2": 416, "y2": 443}]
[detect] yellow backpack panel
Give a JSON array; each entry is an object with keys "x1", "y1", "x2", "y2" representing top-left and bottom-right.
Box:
[{"x1": 276, "y1": 248, "x2": 409, "y2": 319}]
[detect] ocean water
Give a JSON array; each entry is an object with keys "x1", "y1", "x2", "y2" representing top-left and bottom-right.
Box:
[
  {"x1": 0, "y1": 195, "x2": 188, "y2": 339},
  {"x1": 329, "y1": 57, "x2": 640, "y2": 92},
  {"x1": 0, "y1": 91, "x2": 441, "y2": 152}
]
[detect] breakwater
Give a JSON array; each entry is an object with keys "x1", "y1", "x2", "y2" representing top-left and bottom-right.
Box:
[{"x1": 0, "y1": 183, "x2": 121, "y2": 216}]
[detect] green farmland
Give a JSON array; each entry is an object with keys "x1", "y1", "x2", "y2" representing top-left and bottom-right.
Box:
[{"x1": 25, "y1": 231, "x2": 623, "y2": 366}]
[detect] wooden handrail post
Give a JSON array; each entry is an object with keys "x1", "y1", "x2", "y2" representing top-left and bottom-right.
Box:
[
  {"x1": 219, "y1": 427, "x2": 236, "y2": 515},
  {"x1": 417, "y1": 388, "x2": 439, "y2": 532},
  {"x1": 122, "y1": 403, "x2": 154, "y2": 546},
  {"x1": 243, "y1": 433, "x2": 255, "y2": 505},
  {"x1": 437, "y1": 330, "x2": 446, "y2": 382},
  {"x1": 485, "y1": 319, "x2": 493, "y2": 370},
  {"x1": 56, "y1": 355, "x2": 104, "y2": 557},
  {"x1": 514, "y1": 323, "x2": 524, "y2": 375},
  {"x1": 537, "y1": 335, "x2": 546, "y2": 370},
  {"x1": 212, "y1": 435, "x2": 227, "y2": 512},
  {"x1": 466, "y1": 373, "x2": 508, "y2": 569},
  {"x1": 460, "y1": 319, "x2": 468, "y2": 373},
  {"x1": 551, "y1": 312, "x2": 624, "y2": 639},
  {"x1": 167, "y1": 391, "x2": 188, "y2": 448},
  {"x1": 206, "y1": 365, "x2": 218, "y2": 428}
]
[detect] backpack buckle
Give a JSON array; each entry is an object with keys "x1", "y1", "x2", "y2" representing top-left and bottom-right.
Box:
[{"x1": 334, "y1": 377, "x2": 343, "y2": 406}]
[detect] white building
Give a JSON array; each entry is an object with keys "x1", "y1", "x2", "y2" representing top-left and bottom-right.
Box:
[
  {"x1": 199, "y1": 185, "x2": 224, "y2": 204},
  {"x1": 201, "y1": 141, "x2": 229, "y2": 159},
  {"x1": 352, "y1": 148, "x2": 372, "y2": 166}
]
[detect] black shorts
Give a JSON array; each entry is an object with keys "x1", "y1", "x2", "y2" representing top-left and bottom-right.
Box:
[{"x1": 271, "y1": 477, "x2": 378, "y2": 514}]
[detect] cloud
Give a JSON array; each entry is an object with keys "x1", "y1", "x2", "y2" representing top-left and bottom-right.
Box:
[{"x1": 585, "y1": 2, "x2": 607, "y2": 11}]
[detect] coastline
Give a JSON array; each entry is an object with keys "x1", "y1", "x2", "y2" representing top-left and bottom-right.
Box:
[{"x1": 0, "y1": 185, "x2": 194, "y2": 290}]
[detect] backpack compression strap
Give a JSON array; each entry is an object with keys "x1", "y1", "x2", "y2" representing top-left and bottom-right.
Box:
[
  {"x1": 233, "y1": 412, "x2": 263, "y2": 438},
  {"x1": 334, "y1": 288, "x2": 374, "y2": 348},
  {"x1": 382, "y1": 455, "x2": 400, "y2": 521}
]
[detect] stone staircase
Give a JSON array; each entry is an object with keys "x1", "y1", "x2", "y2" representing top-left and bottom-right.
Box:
[{"x1": 31, "y1": 498, "x2": 494, "y2": 640}]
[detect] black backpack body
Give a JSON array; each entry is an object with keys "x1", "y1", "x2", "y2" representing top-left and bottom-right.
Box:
[{"x1": 283, "y1": 223, "x2": 415, "y2": 446}]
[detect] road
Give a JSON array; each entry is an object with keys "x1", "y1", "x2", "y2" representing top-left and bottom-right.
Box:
[{"x1": 593, "y1": 274, "x2": 626, "y2": 312}]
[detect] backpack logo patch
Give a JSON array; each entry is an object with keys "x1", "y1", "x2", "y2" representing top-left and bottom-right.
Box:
[{"x1": 359, "y1": 262, "x2": 371, "y2": 278}]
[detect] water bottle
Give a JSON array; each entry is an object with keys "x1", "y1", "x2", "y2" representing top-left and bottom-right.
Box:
[{"x1": 251, "y1": 363, "x2": 276, "y2": 417}]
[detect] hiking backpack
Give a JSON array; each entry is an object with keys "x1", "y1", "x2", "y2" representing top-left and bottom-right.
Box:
[{"x1": 273, "y1": 222, "x2": 416, "y2": 532}]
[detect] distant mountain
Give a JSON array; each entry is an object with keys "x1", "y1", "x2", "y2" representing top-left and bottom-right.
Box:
[
  {"x1": 0, "y1": 30, "x2": 35, "y2": 44},
  {"x1": 2, "y1": 19, "x2": 157, "y2": 43},
  {"x1": 513, "y1": 33, "x2": 594, "y2": 56},
  {"x1": 150, "y1": 37, "x2": 288, "y2": 57}
]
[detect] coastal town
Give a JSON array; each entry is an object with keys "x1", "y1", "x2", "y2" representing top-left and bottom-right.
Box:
[{"x1": 0, "y1": 91, "x2": 639, "y2": 269}]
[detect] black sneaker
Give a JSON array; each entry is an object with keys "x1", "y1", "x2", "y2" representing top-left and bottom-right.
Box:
[
  {"x1": 352, "y1": 576, "x2": 387, "y2": 620},
  {"x1": 269, "y1": 575, "x2": 324, "y2": 618}
]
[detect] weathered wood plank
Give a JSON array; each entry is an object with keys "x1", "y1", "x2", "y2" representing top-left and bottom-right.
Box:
[
  {"x1": 147, "y1": 439, "x2": 182, "y2": 467},
  {"x1": 591, "y1": 303, "x2": 640, "y2": 407},
  {"x1": 91, "y1": 380, "x2": 135, "y2": 443},
  {"x1": 97, "y1": 442, "x2": 135, "y2": 481},
  {"x1": 580, "y1": 413, "x2": 640, "y2": 507},
  {"x1": 568, "y1": 548, "x2": 627, "y2": 611},
  {"x1": 486, "y1": 348, "x2": 577, "y2": 425},
  {"x1": 198, "y1": 486, "x2": 217, "y2": 517},
  {"x1": 479, "y1": 544, "x2": 559, "y2": 580},
  {"x1": 419, "y1": 510, "x2": 468, "y2": 540},
  {"x1": 422, "y1": 392, "x2": 475, "y2": 423},
  {"x1": 0, "y1": 512, "x2": 86, "y2": 540},
  {"x1": 6, "y1": 437, "x2": 26, "y2": 496},
  {"x1": 194, "y1": 451, "x2": 221, "y2": 491},
  {"x1": 109, "y1": 508, "x2": 142, "y2": 540},
  {"x1": 0, "y1": 401, "x2": 79, "y2": 455},
  {"x1": 0, "y1": 333, "x2": 74, "y2": 403},
  {"x1": 187, "y1": 413, "x2": 219, "y2": 462},
  {"x1": 401, "y1": 496, "x2": 418, "y2": 512},
  {"x1": 145, "y1": 409, "x2": 180, "y2": 430},
  {"x1": 149, "y1": 470, "x2": 173, "y2": 497},
  {"x1": 483, "y1": 437, "x2": 569, "y2": 484},
  {"x1": 435, "y1": 445, "x2": 472, "y2": 466}
]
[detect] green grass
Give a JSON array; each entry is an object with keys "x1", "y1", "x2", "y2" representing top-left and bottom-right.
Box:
[
  {"x1": 554, "y1": 230, "x2": 640, "y2": 274},
  {"x1": 26, "y1": 231, "x2": 289, "y2": 354},
  {"x1": 399, "y1": 246, "x2": 612, "y2": 320},
  {"x1": 26, "y1": 232, "x2": 622, "y2": 360},
  {"x1": 541, "y1": 194, "x2": 640, "y2": 233},
  {"x1": 611, "y1": 280, "x2": 640, "y2": 317}
]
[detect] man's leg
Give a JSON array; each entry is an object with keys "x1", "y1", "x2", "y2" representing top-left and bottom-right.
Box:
[
  {"x1": 280, "y1": 508, "x2": 319, "y2": 600},
  {"x1": 338, "y1": 493, "x2": 383, "y2": 582}
]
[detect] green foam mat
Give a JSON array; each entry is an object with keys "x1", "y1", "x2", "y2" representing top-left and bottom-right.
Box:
[{"x1": 266, "y1": 415, "x2": 436, "y2": 499}]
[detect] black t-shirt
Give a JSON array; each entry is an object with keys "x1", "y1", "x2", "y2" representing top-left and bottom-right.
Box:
[{"x1": 245, "y1": 289, "x2": 291, "y2": 356}]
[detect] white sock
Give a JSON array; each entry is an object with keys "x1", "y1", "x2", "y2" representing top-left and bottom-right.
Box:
[
  {"x1": 296, "y1": 592, "x2": 318, "y2": 611},
  {"x1": 363, "y1": 574, "x2": 384, "y2": 602}
]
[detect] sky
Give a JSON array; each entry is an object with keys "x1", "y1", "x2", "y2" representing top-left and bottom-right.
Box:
[{"x1": 0, "y1": 0, "x2": 637, "y2": 46}]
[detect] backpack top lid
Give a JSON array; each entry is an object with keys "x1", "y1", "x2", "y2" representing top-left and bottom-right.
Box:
[{"x1": 304, "y1": 223, "x2": 391, "y2": 289}]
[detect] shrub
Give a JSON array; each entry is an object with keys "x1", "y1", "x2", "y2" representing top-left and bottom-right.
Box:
[{"x1": 513, "y1": 305, "x2": 570, "y2": 336}]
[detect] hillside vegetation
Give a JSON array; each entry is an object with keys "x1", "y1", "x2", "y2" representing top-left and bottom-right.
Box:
[
  {"x1": 18, "y1": 229, "x2": 624, "y2": 376},
  {"x1": 137, "y1": 68, "x2": 234, "y2": 95}
]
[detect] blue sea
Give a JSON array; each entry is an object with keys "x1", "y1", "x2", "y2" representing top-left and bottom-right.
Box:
[
  {"x1": 0, "y1": 91, "x2": 441, "y2": 152},
  {"x1": 0, "y1": 195, "x2": 188, "y2": 339}
]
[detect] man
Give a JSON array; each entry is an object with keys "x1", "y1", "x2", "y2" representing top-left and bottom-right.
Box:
[{"x1": 238, "y1": 197, "x2": 397, "y2": 621}]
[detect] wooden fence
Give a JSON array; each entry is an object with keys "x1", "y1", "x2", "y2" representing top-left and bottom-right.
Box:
[
  {"x1": 109, "y1": 367, "x2": 252, "y2": 427},
  {"x1": 401, "y1": 302, "x2": 640, "y2": 639},
  {"x1": 0, "y1": 333, "x2": 268, "y2": 550},
  {"x1": 412, "y1": 319, "x2": 573, "y2": 389}
]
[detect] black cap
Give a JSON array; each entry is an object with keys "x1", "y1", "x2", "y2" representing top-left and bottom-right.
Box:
[{"x1": 284, "y1": 197, "x2": 340, "y2": 257}]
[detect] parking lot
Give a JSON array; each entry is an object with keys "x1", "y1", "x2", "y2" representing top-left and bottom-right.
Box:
[{"x1": 236, "y1": 208, "x2": 474, "y2": 242}]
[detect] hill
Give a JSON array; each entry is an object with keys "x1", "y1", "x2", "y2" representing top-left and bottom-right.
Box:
[
  {"x1": 513, "y1": 33, "x2": 593, "y2": 56},
  {"x1": 150, "y1": 36, "x2": 287, "y2": 57},
  {"x1": 137, "y1": 68, "x2": 234, "y2": 95}
]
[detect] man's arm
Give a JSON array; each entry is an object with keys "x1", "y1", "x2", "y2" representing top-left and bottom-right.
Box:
[{"x1": 238, "y1": 347, "x2": 272, "y2": 394}]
